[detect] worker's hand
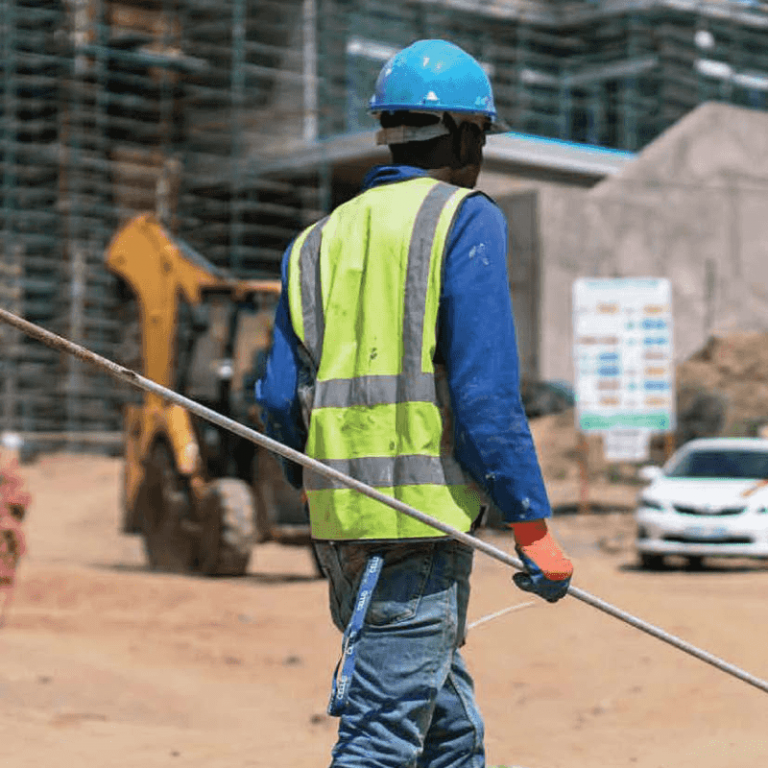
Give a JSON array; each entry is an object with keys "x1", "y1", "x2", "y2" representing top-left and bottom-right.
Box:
[{"x1": 510, "y1": 520, "x2": 573, "y2": 603}]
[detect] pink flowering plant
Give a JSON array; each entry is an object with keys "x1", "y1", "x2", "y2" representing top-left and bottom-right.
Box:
[{"x1": 0, "y1": 458, "x2": 30, "y2": 590}]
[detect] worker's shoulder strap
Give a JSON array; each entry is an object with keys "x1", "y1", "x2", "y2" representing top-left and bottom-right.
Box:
[
  {"x1": 286, "y1": 214, "x2": 330, "y2": 364},
  {"x1": 287, "y1": 179, "x2": 475, "y2": 367}
]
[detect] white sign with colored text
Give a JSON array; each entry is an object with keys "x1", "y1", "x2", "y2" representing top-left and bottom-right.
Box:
[{"x1": 573, "y1": 277, "x2": 675, "y2": 439}]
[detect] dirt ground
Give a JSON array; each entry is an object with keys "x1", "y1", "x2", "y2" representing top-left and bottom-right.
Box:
[{"x1": 2, "y1": 451, "x2": 767, "y2": 768}]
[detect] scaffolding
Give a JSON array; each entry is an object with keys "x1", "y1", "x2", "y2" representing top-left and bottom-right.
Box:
[
  {"x1": 0, "y1": 0, "x2": 767, "y2": 442},
  {"x1": 322, "y1": 0, "x2": 768, "y2": 148}
]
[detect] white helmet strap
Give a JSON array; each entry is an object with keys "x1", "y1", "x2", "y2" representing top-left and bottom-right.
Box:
[{"x1": 375, "y1": 122, "x2": 451, "y2": 146}]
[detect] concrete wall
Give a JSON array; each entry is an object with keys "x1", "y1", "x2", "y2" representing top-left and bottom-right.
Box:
[{"x1": 538, "y1": 102, "x2": 768, "y2": 383}]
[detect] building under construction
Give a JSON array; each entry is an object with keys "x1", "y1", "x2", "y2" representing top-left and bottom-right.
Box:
[{"x1": 1, "y1": 0, "x2": 767, "y2": 442}]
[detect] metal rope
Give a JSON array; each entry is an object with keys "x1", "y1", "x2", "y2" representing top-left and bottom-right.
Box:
[{"x1": 1, "y1": 306, "x2": 767, "y2": 695}]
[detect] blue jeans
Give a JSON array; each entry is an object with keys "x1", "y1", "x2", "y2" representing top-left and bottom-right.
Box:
[{"x1": 315, "y1": 539, "x2": 485, "y2": 768}]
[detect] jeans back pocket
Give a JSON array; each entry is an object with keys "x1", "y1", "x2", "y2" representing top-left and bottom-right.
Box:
[{"x1": 365, "y1": 546, "x2": 434, "y2": 626}]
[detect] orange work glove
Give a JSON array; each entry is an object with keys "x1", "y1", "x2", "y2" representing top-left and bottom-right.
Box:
[{"x1": 509, "y1": 520, "x2": 573, "y2": 603}]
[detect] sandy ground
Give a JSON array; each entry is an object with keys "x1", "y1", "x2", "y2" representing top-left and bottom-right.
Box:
[{"x1": 2, "y1": 452, "x2": 768, "y2": 768}]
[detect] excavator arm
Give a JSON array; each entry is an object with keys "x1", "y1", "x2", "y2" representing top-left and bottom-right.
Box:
[
  {"x1": 105, "y1": 214, "x2": 307, "y2": 577},
  {"x1": 105, "y1": 213, "x2": 224, "y2": 388}
]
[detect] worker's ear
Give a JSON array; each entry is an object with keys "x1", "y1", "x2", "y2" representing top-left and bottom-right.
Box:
[{"x1": 455, "y1": 121, "x2": 484, "y2": 168}]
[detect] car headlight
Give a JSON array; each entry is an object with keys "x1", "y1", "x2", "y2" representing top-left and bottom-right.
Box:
[{"x1": 639, "y1": 495, "x2": 664, "y2": 511}]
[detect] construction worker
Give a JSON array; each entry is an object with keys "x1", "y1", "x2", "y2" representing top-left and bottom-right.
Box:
[{"x1": 256, "y1": 38, "x2": 573, "y2": 768}]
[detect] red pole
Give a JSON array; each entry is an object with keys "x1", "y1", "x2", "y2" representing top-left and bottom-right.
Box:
[{"x1": 578, "y1": 432, "x2": 590, "y2": 515}]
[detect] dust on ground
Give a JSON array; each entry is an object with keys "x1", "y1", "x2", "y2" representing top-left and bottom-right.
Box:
[
  {"x1": 1, "y1": 445, "x2": 766, "y2": 768},
  {"x1": 2, "y1": 333, "x2": 768, "y2": 767}
]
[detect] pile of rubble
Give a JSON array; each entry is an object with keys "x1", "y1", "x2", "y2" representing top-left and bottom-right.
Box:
[{"x1": 676, "y1": 331, "x2": 768, "y2": 441}]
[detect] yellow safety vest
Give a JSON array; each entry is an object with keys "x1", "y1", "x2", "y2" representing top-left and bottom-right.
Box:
[{"x1": 287, "y1": 176, "x2": 483, "y2": 540}]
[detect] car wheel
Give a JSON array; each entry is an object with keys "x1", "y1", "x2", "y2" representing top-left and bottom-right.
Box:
[
  {"x1": 639, "y1": 552, "x2": 666, "y2": 571},
  {"x1": 685, "y1": 555, "x2": 705, "y2": 570}
]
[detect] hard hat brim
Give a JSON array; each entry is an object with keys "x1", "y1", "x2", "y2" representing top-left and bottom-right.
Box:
[{"x1": 487, "y1": 117, "x2": 510, "y2": 135}]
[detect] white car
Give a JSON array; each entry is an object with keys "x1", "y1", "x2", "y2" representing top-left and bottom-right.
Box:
[{"x1": 635, "y1": 437, "x2": 768, "y2": 569}]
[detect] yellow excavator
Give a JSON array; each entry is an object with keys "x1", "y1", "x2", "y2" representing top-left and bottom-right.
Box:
[{"x1": 105, "y1": 214, "x2": 311, "y2": 576}]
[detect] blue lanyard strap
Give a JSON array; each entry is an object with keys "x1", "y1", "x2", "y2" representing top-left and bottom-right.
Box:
[{"x1": 328, "y1": 553, "x2": 384, "y2": 716}]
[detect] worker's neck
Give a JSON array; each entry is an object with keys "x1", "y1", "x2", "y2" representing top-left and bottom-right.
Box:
[{"x1": 427, "y1": 166, "x2": 480, "y2": 190}]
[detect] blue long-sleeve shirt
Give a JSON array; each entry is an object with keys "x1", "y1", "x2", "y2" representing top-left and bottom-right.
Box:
[{"x1": 255, "y1": 165, "x2": 551, "y2": 524}]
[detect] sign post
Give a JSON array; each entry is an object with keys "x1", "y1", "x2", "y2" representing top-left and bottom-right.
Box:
[{"x1": 573, "y1": 277, "x2": 675, "y2": 480}]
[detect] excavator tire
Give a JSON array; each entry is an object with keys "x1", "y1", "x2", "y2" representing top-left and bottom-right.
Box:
[
  {"x1": 199, "y1": 478, "x2": 255, "y2": 576},
  {"x1": 139, "y1": 442, "x2": 197, "y2": 573}
]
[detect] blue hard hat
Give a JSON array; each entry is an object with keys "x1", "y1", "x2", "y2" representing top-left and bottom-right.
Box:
[{"x1": 369, "y1": 39, "x2": 497, "y2": 122}]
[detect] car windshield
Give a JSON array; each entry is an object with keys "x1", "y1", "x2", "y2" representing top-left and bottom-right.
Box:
[{"x1": 667, "y1": 449, "x2": 768, "y2": 479}]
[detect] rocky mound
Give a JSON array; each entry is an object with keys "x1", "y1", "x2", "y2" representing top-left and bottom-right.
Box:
[{"x1": 676, "y1": 331, "x2": 768, "y2": 440}]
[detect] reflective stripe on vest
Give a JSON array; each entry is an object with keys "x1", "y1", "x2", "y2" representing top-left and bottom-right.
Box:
[{"x1": 288, "y1": 177, "x2": 483, "y2": 540}]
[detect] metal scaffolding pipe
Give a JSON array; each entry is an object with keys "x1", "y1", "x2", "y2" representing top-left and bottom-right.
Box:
[{"x1": 0, "y1": 306, "x2": 766, "y2": 697}]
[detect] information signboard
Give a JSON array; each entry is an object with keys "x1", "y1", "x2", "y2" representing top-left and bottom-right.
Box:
[
  {"x1": 602, "y1": 429, "x2": 651, "y2": 463},
  {"x1": 573, "y1": 277, "x2": 675, "y2": 435}
]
